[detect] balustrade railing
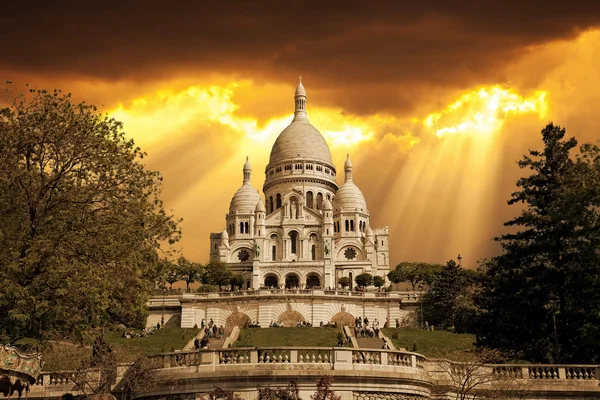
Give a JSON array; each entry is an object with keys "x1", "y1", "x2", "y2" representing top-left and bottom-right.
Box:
[
  {"x1": 30, "y1": 348, "x2": 600, "y2": 395},
  {"x1": 487, "y1": 364, "x2": 600, "y2": 381},
  {"x1": 169, "y1": 289, "x2": 421, "y2": 301}
]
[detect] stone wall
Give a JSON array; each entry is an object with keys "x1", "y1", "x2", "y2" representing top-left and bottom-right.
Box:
[{"x1": 175, "y1": 290, "x2": 420, "y2": 329}]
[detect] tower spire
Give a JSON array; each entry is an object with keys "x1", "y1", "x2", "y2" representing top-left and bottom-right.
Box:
[
  {"x1": 344, "y1": 154, "x2": 353, "y2": 182},
  {"x1": 243, "y1": 156, "x2": 252, "y2": 183},
  {"x1": 294, "y1": 76, "x2": 307, "y2": 120}
]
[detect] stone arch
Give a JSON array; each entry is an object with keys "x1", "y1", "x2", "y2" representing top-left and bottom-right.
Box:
[
  {"x1": 330, "y1": 311, "x2": 355, "y2": 327},
  {"x1": 306, "y1": 191, "x2": 314, "y2": 208},
  {"x1": 278, "y1": 309, "x2": 305, "y2": 327},
  {"x1": 264, "y1": 273, "x2": 279, "y2": 288},
  {"x1": 289, "y1": 196, "x2": 300, "y2": 219},
  {"x1": 305, "y1": 273, "x2": 321, "y2": 288},
  {"x1": 285, "y1": 272, "x2": 300, "y2": 288},
  {"x1": 337, "y1": 245, "x2": 364, "y2": 261},
  {"x1": 288, "y1": 230, "x2": 299, "y2": 255},
  {"x1": 225, "y1": 312, "x2": 251, "y2": 328},
  {"x1": 230, "y1": 246, "x2": 254, "y2": 263},
  {"x1": 349, "y1": 271, "x2": 354, "y2": 289}
]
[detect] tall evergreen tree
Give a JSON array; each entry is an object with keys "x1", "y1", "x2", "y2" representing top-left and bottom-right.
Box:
[
  {"x1": 422, "y1": 259, "x2": 469, "y2": 329},
  {"x1": 476, "y1": 123, "x2": 600, "y2": 363}
]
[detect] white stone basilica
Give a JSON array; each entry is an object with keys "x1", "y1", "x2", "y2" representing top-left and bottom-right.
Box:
[{"x1": 210, "y1": 79, "x2": 389, "y2": 290}]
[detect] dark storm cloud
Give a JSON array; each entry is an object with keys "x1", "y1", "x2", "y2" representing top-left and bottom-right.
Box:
[{"x1": 2, "y1": 1, "x2": 600, "y2": 114}]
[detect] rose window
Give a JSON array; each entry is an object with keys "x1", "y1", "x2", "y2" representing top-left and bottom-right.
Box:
[
  {"x1": 238, "y1": 249, "x2": 250, "y2": 262},
  {"x1": 344, "y1": 248, "x2": 356, "y2": 260}
]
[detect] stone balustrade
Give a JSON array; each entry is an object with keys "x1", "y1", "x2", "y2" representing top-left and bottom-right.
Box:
[
  {"x1": 172, "y1": 289, "x2": 422, "y2": 301},
  {"x1": 153, "y1": 347, "x2": 425, "y2": 369},
  {"x1": 490, "y1": 364, "x2": 599, "y2": 380},
  {"x1": 25, "y1": 347, "x2": 600, "y2": 400}
]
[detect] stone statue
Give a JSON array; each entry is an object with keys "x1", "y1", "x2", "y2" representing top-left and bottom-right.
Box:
[
  {"x1": 255, "y1": 243, "x2": 260, "y2": 257},
  {"x1": 324, "y1": 240, "x2": 330, "y2": 256}
]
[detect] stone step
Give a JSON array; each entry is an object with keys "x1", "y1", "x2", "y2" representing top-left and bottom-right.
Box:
[{"x1": 356, "y1": 337, "x2": 386, "y2": 349}]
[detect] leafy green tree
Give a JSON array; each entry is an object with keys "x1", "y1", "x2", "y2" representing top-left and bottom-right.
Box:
[
  {"x1": 422, "y1": 259, "x2": 469, "y2": 329},
  {"x1": 387, "y1": 262, "x2": 443, "y2": 289},
  {"x1": 155, "y1": 258, "x2": 181, "y2": 290},
  {"x1": 201, "y1": 260, "x2": 233, "y2": 290},
  {"x1": 177, "y1": 257, "x2": 203, "y2": 292},
  {"x1": 354, "y1": 273, "x2": 373, "y2": 288},
  {"x1": 0, "y1": 87, "x2": 181, "y2": 342},
  {"x1": 337, "y1": 277, "x2": 350, "y2": 288},
  {"x1": 230, "y1": 273, "x2": 245, "y2": 290},
  {"x1": 476, "y1": 123, "x2": 600, "y2": 363},
  {"x1": 373, "y1": 275, "x2": 385, "y2": 289}
]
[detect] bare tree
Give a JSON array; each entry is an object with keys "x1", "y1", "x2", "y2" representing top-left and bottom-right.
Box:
[{"x1": 432, "y1": 349, "x2": 526, "y2": 400}]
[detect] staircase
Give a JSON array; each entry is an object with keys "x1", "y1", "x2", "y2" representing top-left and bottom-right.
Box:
[
  {"x1": 207, "y1": 326, "x2": 233, "y2": 349},
  {"x1": 346, "y1": 325, "x2": 392, "y2": 349},
  {"x1": 355, "y1": 336, "x2": 386, "y2": 349}
]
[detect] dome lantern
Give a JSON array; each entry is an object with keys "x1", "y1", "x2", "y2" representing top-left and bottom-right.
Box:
[
  {"x1": 294, "y1": 76, "x2": 307, "y2": 121},
  {"x1": 344, "y1": 154, "x2": 353, "y2": 182},
  {"x1": 243, "y1": 156, "x2": 252, "y2": 183}
]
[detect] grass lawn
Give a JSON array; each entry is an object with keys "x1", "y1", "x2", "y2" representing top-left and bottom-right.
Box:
[
  {"x1": 234, "y1": 327, "x2": 342, "y2": 347},
  {"x1": 16, "y1": 328, "x2": 199, "y2": 371},
  {"x1": 104, "y1": 327, "x2": 199, "y2": 358},
  {"x1": 382, "y1": 328, "x2": 475, "y2": 359}
]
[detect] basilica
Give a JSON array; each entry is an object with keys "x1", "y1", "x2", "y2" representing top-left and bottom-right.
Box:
[{"x1": 209, "y1": 79, "x2": 390, "y2": 290}]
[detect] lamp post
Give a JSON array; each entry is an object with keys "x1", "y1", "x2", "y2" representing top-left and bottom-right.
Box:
[
  {"x1": 418, "y1": 284, "x2": 424, "y2": 330},
  {"x1": 161, "y1": 288, "x2": 166, "y2": 327},
  {"x1": 547, "y1": 292, "x2": 560, "y2": 363}
]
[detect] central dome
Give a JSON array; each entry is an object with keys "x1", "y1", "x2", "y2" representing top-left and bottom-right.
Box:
[
  {"x1": 267, "y1": 78, "x2": 333, "y2": 168},
  {"x1": 268, "y1": 119, "x2": 333, "y2": 166}
]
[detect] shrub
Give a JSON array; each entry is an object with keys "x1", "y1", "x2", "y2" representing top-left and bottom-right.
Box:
[{"x1": 197, "y1": 284, "x2": 219, "y2": 293}]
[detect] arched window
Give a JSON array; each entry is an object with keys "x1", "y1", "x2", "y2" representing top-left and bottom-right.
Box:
[
  {"x1": 345, "y1": 220, "x2": 349, "y2": 232},
  {"x1": 316, "y1": 193, "x2": 323, "y2": 210},
  {"x1": 240, "y1": 222, "x2": 244, "y2": 233},
  {"x1": 290, "y1": 231, "x2": 298, "y2": 254},
  {"x1": 306, "y1": 191, "x2": 314, "y2": 209},
  {"x1": 311, "y1": 244, "x2": 316, "y2": 260},
  {"x1": 337, "y1": 221, "x2": 340, "y2": 233},
  {"x1": 333, "y1": 223, "x2": 337, "y2": 233},
  {"x1": 350, "y1": 220, "x2": 355, "y2": 231},
  {"x1": 276, "y1": 193, "x2": 282, "y2": 209},
  {"x1": 269, "y1": 196, "x2": 273, "y2": 214},
  {"x1": 244, "y1": 222, "x2": 249, "y2": 233},
  {"x1": 326, "y1": 194, "x2": 331, "y2": 201},
  {"x1": 349, "y1": 272, "x2": 354, "y2": 289},
  {"x1": 272, "y1": 245, "x2": 276, "y2": 261}
]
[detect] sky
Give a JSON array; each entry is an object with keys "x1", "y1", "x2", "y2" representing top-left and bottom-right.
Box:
[{"x1": 2, "y1": 1, "x2": 600, "y2": 268}]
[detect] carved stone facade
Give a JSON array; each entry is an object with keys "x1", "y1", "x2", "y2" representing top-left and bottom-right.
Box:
[
  {"x1": 354, "y1": 393, "x2": 425, "y2": 400},
  {"x1": 210, "y1": 79, "x2": 390, "y2": 290}
]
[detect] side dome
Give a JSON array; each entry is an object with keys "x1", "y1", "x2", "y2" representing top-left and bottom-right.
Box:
[
  {"x1": 334, "y1": 154, "x2": 368, "y2": 213},
  {"x1": 229, "y1": 157, "x2": 260, "y2": 214},
  {"x1": 229, "y1": 185, "x2": 260, "y2": 214},
  {"x1": 334, "y1": 181, "x2": 368, "y2": 212}
]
